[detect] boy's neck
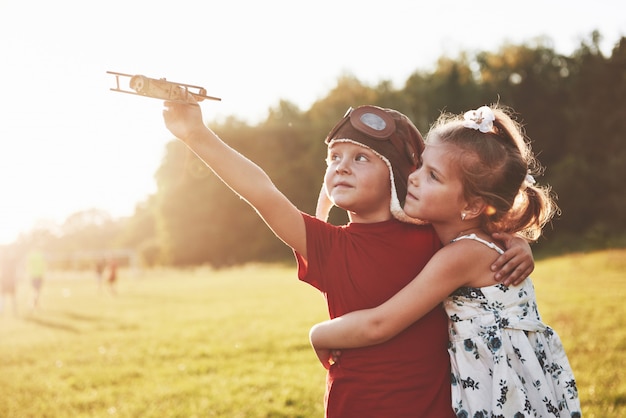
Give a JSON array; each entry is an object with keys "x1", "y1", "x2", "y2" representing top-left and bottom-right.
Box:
[{"x1": 348, "y1": 211, "x2": 394, "y2": 224}]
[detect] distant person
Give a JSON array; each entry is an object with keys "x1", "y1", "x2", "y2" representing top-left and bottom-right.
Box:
[
  {"x1": 95, "y1": 258, "x2": 106, "y2": 292},
  {"x1": 106, "y1": 259, "x2": 118, "y2": 295},
  {"x1": 310, "y1": 105, "x2": 581, "y2": 417},
  {"x1": 0, "y1": 245, "x2": 20, "y2": 316},
  {"x1": 161, "y1": 98, "x2": 533, "y2": 416},
  {"x1": 27, "y1": 249, "x2": 46, "y2": 310}
]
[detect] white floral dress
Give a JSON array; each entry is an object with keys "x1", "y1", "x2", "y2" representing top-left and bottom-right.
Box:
[{"x1": 445, "y1": 234, "x2": 581, "y2": 418}]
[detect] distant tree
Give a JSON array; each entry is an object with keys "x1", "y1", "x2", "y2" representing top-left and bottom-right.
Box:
[
  {"x1": 551, "y1": 32, "x2": 626, "y2": 247},
  {"x1": 154, "y1": 140, "x2": 224, "y2": 265},
  {"x1": 307, "y1": 74, "x2": 379, "y2": 124},
  {"x1": 97, "y1": 31, "x2": 626, "y2": 265},
  {"x1": 56, "y1": 209, "x2": 121, "y2": 253},
  {"x1": 117, "y1": 196, "x2": 161, "y2": 266}
]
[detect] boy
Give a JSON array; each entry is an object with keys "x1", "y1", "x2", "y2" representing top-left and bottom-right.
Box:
[{"x1": 162, "y1": 101, "x2": 531, "y2": 417}]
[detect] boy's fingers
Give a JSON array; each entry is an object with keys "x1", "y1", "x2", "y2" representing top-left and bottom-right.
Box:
[{"x1": 491, "y1": 251, "x2": 513, "y2": 274}]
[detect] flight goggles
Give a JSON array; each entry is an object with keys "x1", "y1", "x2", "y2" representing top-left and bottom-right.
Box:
[{"x1": 324, "y1": 105, "x2": 423, "y2": 170}]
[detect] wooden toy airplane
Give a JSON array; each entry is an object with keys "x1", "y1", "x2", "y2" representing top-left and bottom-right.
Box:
[{"x1": 107, "y1": 71, "x2": 221, "y2": 103}]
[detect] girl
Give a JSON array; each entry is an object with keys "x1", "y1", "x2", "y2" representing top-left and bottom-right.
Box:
[{"x1": 310, "y1": 105, "x2": 581, "y2": 417}]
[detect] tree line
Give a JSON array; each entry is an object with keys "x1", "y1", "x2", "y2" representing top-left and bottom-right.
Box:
[{"x1": 19, "y1": 31, "x2": 626, "y2": 268}]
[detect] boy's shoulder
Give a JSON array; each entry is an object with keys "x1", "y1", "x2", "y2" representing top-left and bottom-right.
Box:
[
  {"x1": 302, "y1": 213, "x2": 438, "y2": 243},
  {"x1": 347, "y1": 219, "x2": 439, "y2": 248}
]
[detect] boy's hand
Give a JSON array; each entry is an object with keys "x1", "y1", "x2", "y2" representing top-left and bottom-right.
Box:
[
  {"x1": 491, "y1": 232, "x2": 535, "y2": 286},
  {"x1": 162, "y1": 95, "x2": 206, "y2": 143}
]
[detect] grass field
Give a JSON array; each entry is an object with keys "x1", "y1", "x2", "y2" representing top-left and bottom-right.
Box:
[{"x1": 1, "y1": 250, "x2": 624, "y2": 417}]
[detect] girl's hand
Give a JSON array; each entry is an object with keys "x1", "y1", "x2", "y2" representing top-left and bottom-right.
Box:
[
  {"x1": 313, "y1": 348, "x2": 342, "y2": 370},
  {"x1": 491, "y1": 232, "x2": 535, "y2": 286}
]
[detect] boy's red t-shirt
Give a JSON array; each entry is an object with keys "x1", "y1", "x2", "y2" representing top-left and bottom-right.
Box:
[{"x1": 295, "y1": 214, "x2": 454, "y2": 418}]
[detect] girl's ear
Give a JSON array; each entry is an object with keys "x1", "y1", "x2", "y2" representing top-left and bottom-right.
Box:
[{"x1": 462, "y1": 197, "x2": 488, "y2": 221}]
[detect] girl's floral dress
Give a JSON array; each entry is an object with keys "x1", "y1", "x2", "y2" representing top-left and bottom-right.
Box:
[{"x1": 445, "y1": 234, "x2": 581, "y2": 417}]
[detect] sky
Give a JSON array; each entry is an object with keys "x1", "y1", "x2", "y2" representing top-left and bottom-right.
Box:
[{"x1": 0, "y1": 0, "x2": 624, "y2": 245}]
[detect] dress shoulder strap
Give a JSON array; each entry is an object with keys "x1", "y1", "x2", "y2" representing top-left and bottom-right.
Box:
[{"x1": 451, "y1": 233, "x2": 504, "y2": 255}]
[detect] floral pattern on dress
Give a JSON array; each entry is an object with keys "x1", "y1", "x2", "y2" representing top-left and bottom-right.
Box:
[{"x1": 445, "y1": 237, "x2": 581, "y2": 417}]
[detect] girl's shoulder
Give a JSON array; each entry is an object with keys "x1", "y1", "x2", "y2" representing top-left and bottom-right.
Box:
[
  {"x1": 442, "y1": 234, "x2": 503, "y2": 287},
  {"x1": 451, "y1": 233, "x2": 504, "y2": 254}
]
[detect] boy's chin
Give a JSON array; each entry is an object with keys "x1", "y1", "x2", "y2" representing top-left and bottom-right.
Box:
[{"x1": 331, "y1": 202, "x2": 350, "y2": 212}]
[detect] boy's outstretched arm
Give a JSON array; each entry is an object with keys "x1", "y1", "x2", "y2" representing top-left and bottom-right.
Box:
[{"x1": 162, "y1": 100, "x2": 307, "y2": 257}]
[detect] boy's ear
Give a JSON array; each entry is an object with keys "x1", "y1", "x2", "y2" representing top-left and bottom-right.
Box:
[{"x1": 462, "y1": 197, "x2": 487, "y2": 220}]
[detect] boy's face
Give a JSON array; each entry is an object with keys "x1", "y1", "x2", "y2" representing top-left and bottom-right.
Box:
[
  {"x1": 324, "y1": 142, "x2": 392, "y2": 222},
  {"x1": 404, "y1": 141, "x2": 466, "y2": 223}
]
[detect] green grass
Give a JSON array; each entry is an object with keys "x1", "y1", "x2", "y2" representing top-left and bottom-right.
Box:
[
  {"x1": 1, "y1": 251, "x2": 624, "y2": 417},
  {"x1": 0, "y1": 265, "x2": 328, "y2": 418},
  {"x1": 530, "y1": 249, "x2": 626, "y2": 417}
]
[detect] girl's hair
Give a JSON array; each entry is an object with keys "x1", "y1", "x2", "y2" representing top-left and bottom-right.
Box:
[{"x1": 426, "y1": 104, "x2": 558, "y2": 241}]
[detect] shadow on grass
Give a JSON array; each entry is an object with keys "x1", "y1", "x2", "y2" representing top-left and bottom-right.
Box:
[
  {"x1": 22, "y1": 309, "x2": 136, "y2": 334},
  {"x1": 57, "y1": 310, "x2": 109, "y2": 323},
  {"x1": 22, "y1": 315, "x2": 80, "y2": 333}
]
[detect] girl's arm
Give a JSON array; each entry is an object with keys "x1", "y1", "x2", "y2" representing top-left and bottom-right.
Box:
[
  {"x1": 309, "y1": 244, "x2": 474, "y2": 363},
  {"x1": 162, "y1": 100, "x2": 307, "y2": 257},
  {"x1": 309, "y1": 237, "x2": 534, "y2": 367},
  {"x1": 311, "y1": 185, "x2": 532, "y2": 283}
]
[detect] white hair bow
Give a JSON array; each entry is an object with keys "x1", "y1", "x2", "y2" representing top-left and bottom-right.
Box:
[{"x1": 463, "y1": 106, "x2": 495, "y2": 133}]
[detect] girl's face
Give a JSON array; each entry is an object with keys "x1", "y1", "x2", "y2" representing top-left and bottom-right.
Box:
[
  {"x1": 324, "y1": 141, "x2": 392, "y2": 221},
  {"x1": 404, "y1": 141, "x2": 466, "y2": 223}
]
